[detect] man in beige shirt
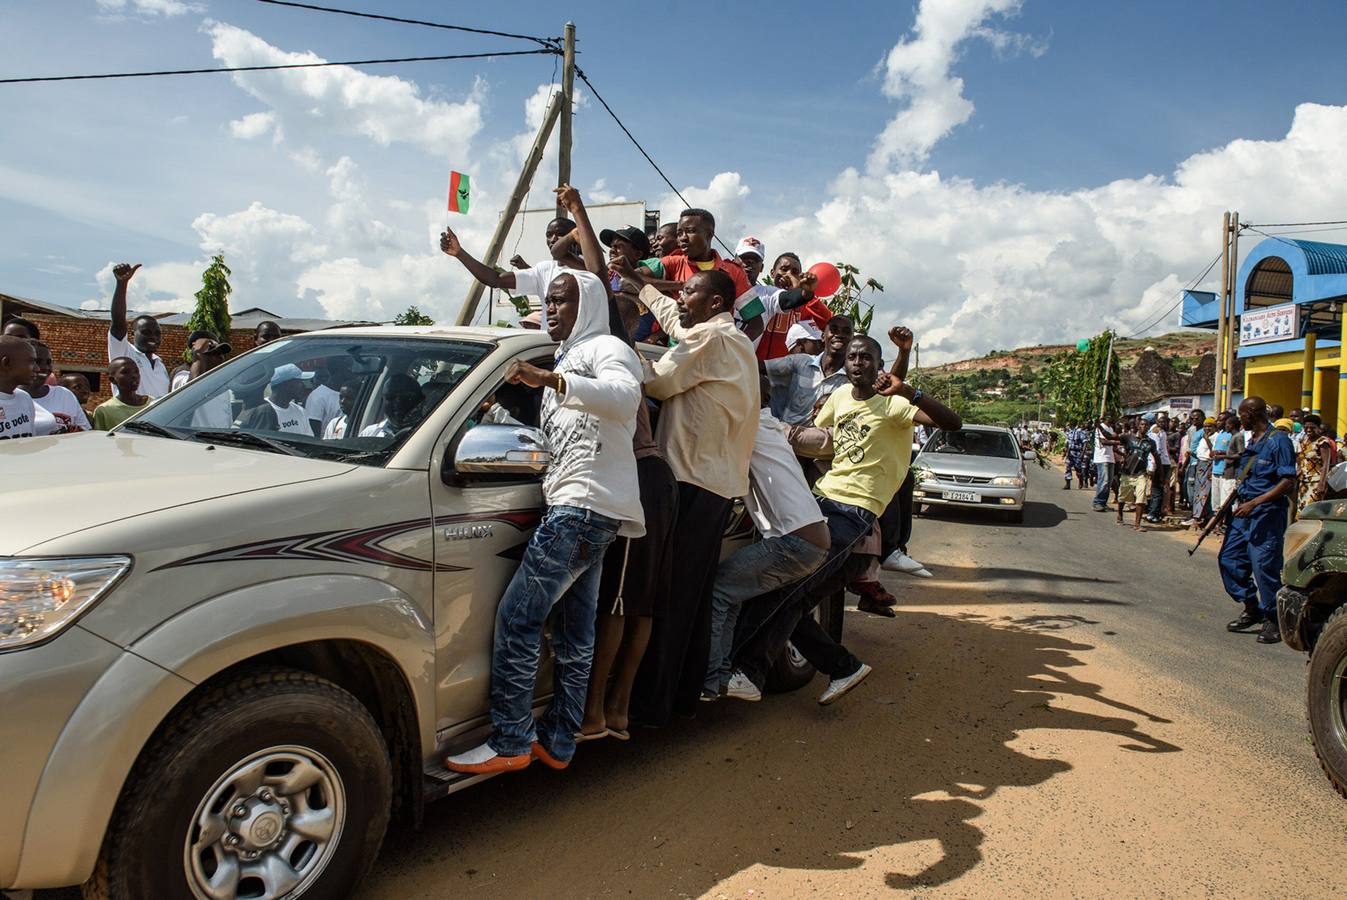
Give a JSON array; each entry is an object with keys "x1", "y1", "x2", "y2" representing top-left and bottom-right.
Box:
[{"x1": 631, "y1": 270, "x2": 758, "y2": 724}]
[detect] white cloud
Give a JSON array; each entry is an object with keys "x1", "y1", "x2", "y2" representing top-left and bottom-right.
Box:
[
  {"x1": 869, "y1": 0, "x2": 1035, "y2": 170},
  {"x1": 205, "y1": 22, "x2": 484, "y2": 159},
  {"x1": 228, "y1": 111, "x2": 277, "y2": 141},
  {"x1": 95, "y1": 0, "x2": 204, "y2": 17}
]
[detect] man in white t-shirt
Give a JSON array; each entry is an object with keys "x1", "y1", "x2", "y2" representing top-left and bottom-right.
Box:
[
  {"x1": 107, "y1": 263, "x2": 169, "y2": 399},
  {"x1": 322, "y1": 382, "x2": 359, "y2": 440},
  {"x1": 305, "y1": 370, "x2": 343, "y2": 437},
  {"x1": 358, "y1": 374, "x2": 424, "y2": 438},
  {"x1": 1092, "y1": 417, "x2": 1119, "y2": 512},
  {"x1": 266, "y1": 364, "x2": 315, "y2": 435},
  {"x1": 0, "y1": 336, "x2": 39, "y2": 440}
]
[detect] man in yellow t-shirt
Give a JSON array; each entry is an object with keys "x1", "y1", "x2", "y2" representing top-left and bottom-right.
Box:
[{"x1": 733, "y1": 331, "x2": 962, "y2": 705}]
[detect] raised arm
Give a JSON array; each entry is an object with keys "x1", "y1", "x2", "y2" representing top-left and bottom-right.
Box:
[
  {"x1": 554, "y1": 185, "x2": 606, "y2": 279},
  {"x1": 440, "y1": 226, "x2": 514, "y2": 290},
  {"x1": 874, "y1": 371, "x2": 961, "y2": 431},
  {"x1": 638, "y1": 284, "x2": 689, "y2": 341},
  {"x1": 887, "y1": 326, "x2": 914, "y2": 381},
  {"x1": 109, "y1": 263, "x2": 141, "y2": 341}
]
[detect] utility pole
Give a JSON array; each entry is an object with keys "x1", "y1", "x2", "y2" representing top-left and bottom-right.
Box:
[
  {"x1": 556, "y1": 21, "x2": 576, "y2": 212},
  {"x1": 1225, "y1": 211, "x2": 1240, "y2": 409},
  {"x1": 1214, "y1": 211, "x2": 1230, "y2": 407},
  {"x1": 455, "y1": 91, "x2": 566, "y2": 326}
]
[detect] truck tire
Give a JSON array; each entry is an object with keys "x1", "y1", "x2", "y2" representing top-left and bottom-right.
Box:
[
  {"x1": 1307, "y1": 604, "x2": 1347, "y2": 799},
  {"x1": 84, "y1": 667, "x2": 392, "y2": 900}
]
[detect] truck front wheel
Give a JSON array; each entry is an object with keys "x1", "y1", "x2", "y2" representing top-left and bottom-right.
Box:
[
  {"x1": 85, "y1": 667, "x2": 392, "y2": 900},
  {"x1": 1308, "y1": 605, "x2": 1347, "y2": 799}
]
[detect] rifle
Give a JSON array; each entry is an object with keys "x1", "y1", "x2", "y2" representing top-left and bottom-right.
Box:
[{"x1": 1188, "y1": 488, "x2": 1237, "y2": 555}]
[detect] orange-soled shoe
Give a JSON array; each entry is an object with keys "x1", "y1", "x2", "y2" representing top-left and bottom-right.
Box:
[
  {"x1": 445, "y1": 741, "x2": 532, "y2": 775},
  {"x1": 531, "y1": 741, "x2": 570, "y2": 770}
]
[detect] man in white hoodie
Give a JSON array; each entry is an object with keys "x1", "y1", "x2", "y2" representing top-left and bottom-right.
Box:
[{"x1": 446, "y1": 269, "x2": 645, "y2": 775}]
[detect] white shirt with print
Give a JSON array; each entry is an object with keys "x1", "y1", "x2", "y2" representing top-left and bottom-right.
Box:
[
  {"x1": 267, "y1": 399, "x2": 311, "y2": 435},
  {"x1": 0, "y1": 390, "x2": 37, "y2": 440}
]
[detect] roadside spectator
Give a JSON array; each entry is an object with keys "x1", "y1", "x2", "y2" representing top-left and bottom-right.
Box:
[
  {"x1": 170, "y1": 330, "x2": 231, "y2": 390},
  {"x1": 445, "y1": 269, "x2": 644, "y2": 774},
  {"x1": 3, "y1": 316, "x2": 39, "y2": 340},
  {"x1": 255, "y1": 320, "x2": 283, "y2": 346},
  {"x1": 1092, "y1": 416, "x2": 1119, "y2": 512},
  {"x1": 0, "y1": 336, "x2": 39, "y2": 439},
  {"x1": 1116, "y1": 420, "x2": 1154, "y2": 532},
  {"x1": 23, "y1": 341, "x2": 88, "y2": 432},
  {"x1": 1297, "y1": 414, "x2": 1337, "y2": 511},
  {"x1": 632, "y1": 270, "x2": 758, "y2": 724},
  {"x1": 1063, "y1": 422, "x2": 1088, "y2": 489},
  {"x1": 1210, "y1": 415, "x2": 1238, "y2": 518},
  {"x1": 59, "y1": 373, "x2": 93, "y2": 418},
  {"x1": 1182, "y1": 418, "x2": 1217, "y2": 528},
  {"x1": 107, "y1": 263, "x2": 168, "y2": 399},
  {"x1": 92, "y1": 358, "x2": 149, "y2": 430},
  {"x1": 704, "y1": 372, "x2": 831, "y2": 700},
  {"x1": 1221, "y1": 396, "x2": 1297, "y2": 644},
  {"x1": 266, "y1": 364, "x2": 316, "y2": 434},
  {"x1": 1144, "y1": 414, "x2": 1171, "y2": 522},
  {"x1": 305, "y1": 367, "x2": 343, "y2": 437}
]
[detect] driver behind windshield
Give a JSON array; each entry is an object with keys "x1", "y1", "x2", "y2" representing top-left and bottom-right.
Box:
[{"x1": 360, "y1": 374, "x2": 424, "y2": 437}]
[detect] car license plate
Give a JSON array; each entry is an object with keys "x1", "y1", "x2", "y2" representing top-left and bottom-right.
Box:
[{"x1": 944, "y1": 490, "x2": 979, "y2": 503}]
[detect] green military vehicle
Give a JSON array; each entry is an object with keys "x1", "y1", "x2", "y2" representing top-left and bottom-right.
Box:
[{"x1": 1277, "y1": 462, "x2": 1347, "y2": 798}]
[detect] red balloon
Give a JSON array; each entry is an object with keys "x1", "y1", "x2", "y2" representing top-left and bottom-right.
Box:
[{"x1": 807, "y1": 262, "x2": 842, "y2": 299}]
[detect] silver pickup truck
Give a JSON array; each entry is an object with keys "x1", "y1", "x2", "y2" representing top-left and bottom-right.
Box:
[{"x1": 0, "y1": 325, "x2": 826, "y2": 899}]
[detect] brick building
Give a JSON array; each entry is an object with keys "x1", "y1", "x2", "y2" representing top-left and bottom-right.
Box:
[{"x1": 1, "y1": 293, "x2": 375, "y2": 404}]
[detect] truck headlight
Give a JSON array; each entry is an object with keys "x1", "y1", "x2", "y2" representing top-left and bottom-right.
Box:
[
  {"x1": 1283, "y1": 519, "x2": 1323, "y2": 562},
  {"x1": 0, "y1": 556, "x2": 131, "y2": 651},
  {"x1": 991, "y1": 475, "x2": 1026, "y2": 487}
]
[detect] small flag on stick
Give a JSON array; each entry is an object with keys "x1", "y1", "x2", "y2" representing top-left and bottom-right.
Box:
[{"x1": 448, "y1": 170, "x2": 470, "y2": 214}]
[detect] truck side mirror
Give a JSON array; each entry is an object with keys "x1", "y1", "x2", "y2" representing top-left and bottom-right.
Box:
[
  {"x1": 451, "y1": 423, "x2": 550, "y2": 477},
  {"x1": 1023, "y1": 449, "x2": 1037, "y2": 460}
]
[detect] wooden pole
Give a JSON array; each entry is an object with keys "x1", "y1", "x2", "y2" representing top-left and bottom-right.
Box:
[
  {"x1": 556, "y1": 22, "x2": 576, "y2": 213},
  {"x1": 1214, "y1": 211, "x2": 1230, "y2": 407},
  {"x1": 455, "y1": 91, "x2": 566, "y2": 326},
  {"x1": 1098, "y1": 330, "x2": 1115, "y2": 420},
  {"x1": 1225, "y1": 211, "x2": 1240, "y2": 408}
]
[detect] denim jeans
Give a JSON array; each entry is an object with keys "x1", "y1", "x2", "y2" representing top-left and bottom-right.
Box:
[
  {"x1": 1093, "y1": 462, "x2": 1113, "y2": 507},
  {"x1": 734, "y1": 498, "x2": 876, "y2": 686},
  {"x1": 704, "y1": 533, "x2": 829, "y2": 693},
  {"x1": 488, "y1": 505, "x2": 619, "y2": 761}
]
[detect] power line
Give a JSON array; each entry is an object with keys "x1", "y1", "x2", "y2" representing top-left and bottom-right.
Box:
[
  {"x1": 575, "y1": 66, "x2": 736, "y2": 257},
  {"x1": 253, "y1": 0, "x2": 560, "y2": 49},
  {"x1": 1125, "y1": 251, "x2": 1223, "y2": 338},
  {"x1": 1242, "y1": 219, "x2": 1347, "y2": 228},
  {"x1": 0, "y1": 49, "x2": 557, "y2": 84}
]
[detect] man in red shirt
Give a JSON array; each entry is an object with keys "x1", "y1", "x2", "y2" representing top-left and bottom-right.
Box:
[
  {"x1": 758, "y1": 252, "x2": 834, "y2": 360},
  {"x1": 614, "y1": 208, "x2": 751, "y2": 300}
]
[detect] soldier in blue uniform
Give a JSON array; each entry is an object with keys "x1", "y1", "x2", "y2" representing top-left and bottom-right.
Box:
[
  {"x1": 1063, "y1": 423, "x2": 1089, "y2": 489},
  {"x1": 1219, "y1": 396, "x2": 1297, "y2": 644}
]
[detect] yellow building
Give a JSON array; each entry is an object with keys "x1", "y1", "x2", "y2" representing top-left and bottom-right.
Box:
[{"x1": 1184, "y1": 238, "x2": 1347, "y2": 429}]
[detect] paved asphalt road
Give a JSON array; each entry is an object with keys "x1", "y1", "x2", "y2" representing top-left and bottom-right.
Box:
[{"x1": 22, "y1": 459, "x2": 1344, "y2": 898}]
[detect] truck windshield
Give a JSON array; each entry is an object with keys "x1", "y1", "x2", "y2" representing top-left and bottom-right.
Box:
[{"x1": 131, "y1": 335, "x2": 493, "y2": 465}]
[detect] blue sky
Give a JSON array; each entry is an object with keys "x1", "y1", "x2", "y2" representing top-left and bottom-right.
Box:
[{"x1": 6, "y1": 0, "x2": 1347, "y2": 361}]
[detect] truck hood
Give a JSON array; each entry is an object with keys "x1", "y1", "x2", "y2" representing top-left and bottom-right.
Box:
[{"x1": 0, "y1": 431, "x2": 354, "y2": 555}]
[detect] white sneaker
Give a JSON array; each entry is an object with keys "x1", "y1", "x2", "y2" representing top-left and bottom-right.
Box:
[
  {"x1": 881, "y1": 551, "x2": 933, "y2": 578},
  {"x1": 725, "y1": 670, "x2": 762, "y2": 702},
  {"x1": 818, "y1": 663, "x2": 872, "y2": 706}
]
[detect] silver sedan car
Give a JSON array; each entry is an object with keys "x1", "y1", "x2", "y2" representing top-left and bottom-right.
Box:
[{"x1": 912, "y1": 425, "x2": 1031, "y2": 523}]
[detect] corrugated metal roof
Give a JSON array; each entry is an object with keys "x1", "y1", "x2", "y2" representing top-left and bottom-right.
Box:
[{"x1": 1289, "y1": 239, "x2": 1347, "y2": 276}]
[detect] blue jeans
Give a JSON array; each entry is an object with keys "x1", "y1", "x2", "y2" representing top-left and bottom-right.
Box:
[
  {"x1": 704, "y1": 533, "x2": 829, "y2": 693},
  {"x1": 488, "y1": 505, "x2": 619, "y2": 761},
  {"x1": 1218, "y1": 501, "x2": 1288, "y2": 615},
  {"x1": 1093, "y1": 462, "x2": 1113, "y2": 507}
]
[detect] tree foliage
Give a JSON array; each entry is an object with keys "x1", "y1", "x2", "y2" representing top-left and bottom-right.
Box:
[
  {"x1": 1041, "y1": 330, "x2": 1120, "y2": 425},
  {"x1": 825, "y1": 263, "x2": 883, "y2": 334},
  {"x1": 184, "y1": 253, "x2": 232, "y2": 360},
  {"x1": 393, "y1": 305, "x2": 435, "y2": 326}
]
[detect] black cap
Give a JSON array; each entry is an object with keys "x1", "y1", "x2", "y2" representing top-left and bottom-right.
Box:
[
  {"x1": 186, "y1": 329, "x2": 219, "y2": 345},
  {"x1": 599, "y1": 226, "x2": 651, "y2": 258}
]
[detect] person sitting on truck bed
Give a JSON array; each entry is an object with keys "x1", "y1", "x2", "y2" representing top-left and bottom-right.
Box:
[
  {"x1": 732, "y1": 332, "x2": 962, "y2": 705},
  {"x1": 446, "y1": 269, "x2": 646, "y2": 775}
]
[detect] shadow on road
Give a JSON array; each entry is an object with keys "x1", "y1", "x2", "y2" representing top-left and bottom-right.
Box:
[
  {"x1": 920, "y1": 500, "x2": 1068, "y2": 529},
  {"x1": 921, "y1": 564, "x2": 1120, "y2": 587},
  {"x1": 364, "y1": 608, "x2": 1178, "y2": 897}
]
